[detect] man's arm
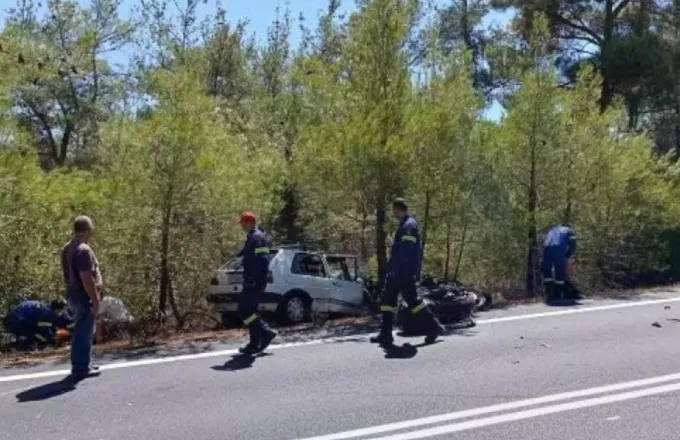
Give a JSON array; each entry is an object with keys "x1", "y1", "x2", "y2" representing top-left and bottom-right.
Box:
[
  {"x1": 75, "y1": 249, "x2": 101, "y2": 313},
  {"x1": 566, "y1": 231, "x2": 577, "y2": 258}
]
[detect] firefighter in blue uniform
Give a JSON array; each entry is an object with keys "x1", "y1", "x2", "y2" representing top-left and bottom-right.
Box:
[
  {"x1": 371, "y1": 199, "x2": 446, "y2": 347},
  {"x1": 236, "y1": 211, "x2": 277, "y2": 355},
  {"x1": 541, "y1": 224, "x2": 578, "y2": 302},
  {"x1": 6, "y1": 299, "x2": 73, "y2": 349}
]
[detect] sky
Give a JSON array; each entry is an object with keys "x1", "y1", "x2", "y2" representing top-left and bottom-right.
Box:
[{"x1": 0, "y1": 0, "x2": 514, "y2": 119}]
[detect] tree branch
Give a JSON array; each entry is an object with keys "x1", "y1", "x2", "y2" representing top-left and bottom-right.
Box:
[
  {"x1": 548, "y1": 12, "x2": 603, "y2": 45},
  {"x1": 25, "y1": 100, "x2": 58, "y2": 161},
  {"x1": 613, "y1": 0, "x2": 633, "y2": 19}
]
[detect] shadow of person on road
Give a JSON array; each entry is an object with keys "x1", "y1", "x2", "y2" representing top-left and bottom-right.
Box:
[
  {"x1": 211, "y1": 353, "x2": 272, "y2": 372},
  {"x1": 383, "y1": 343, "x2": 417, "y2": 359},
  {"x1": 546, "y1": 299, "x2": 583, "y2": 307},
  {"x1": 16, "y1": 376, "x2": 78, "y2": 402}
]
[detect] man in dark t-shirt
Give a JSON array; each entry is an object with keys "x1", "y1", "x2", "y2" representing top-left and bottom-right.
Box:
[{"x1": 61, "y1": 216, "x2": 102, "y2": 380}]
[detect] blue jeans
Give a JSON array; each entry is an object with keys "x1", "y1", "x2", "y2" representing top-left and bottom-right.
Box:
[{"x1": 68, "y1": 300, "x2": 95, "y2": 374}]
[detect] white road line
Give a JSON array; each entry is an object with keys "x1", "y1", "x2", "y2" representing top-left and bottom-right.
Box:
[
  {"x1": 1, "y1": 296, "x2": 678, "y2": 384},
  {"x1": 293, "y1": 371, "x2": 680, "y2": 440},
  {"x1": 367, "y1": 381, "x2": 680, "y2": 440},
  {"x1": 475, "y1": 297, "x2": 680, "y2": 325}
]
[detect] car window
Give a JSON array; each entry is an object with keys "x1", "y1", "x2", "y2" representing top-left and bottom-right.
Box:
[
  {"x1": 326, "y1": 257, "x2": 353, "y2": 281},
  {"x1": 291, "y1": 253, "x2": 326, "y2": 277}
]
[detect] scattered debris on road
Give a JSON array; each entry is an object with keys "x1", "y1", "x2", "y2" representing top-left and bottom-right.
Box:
[
  {"x1": 540, "y1": 342, "x2": 552, "y2": 349},
  {"x1": 664, "y1": 306, "x2": 671, "y2": 310},
  {"x1": 652, "y1": 322, "x2": 662, "y2": 328}
]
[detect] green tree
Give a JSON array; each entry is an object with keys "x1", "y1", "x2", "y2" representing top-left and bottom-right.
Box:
[{"x1": 2, "y1": 0, "x2": 132, "y2": 168}]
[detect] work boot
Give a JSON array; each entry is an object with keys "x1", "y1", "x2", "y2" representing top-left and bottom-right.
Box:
[
  {"x1": 369, "y1": 333, "x2": 394, "y2": 347},
  {"x1": 238, "y1": 340, "x2": 260, "y2": 356},
  {"x1": 258, "y1": 330, "x2": 277, "y2": 353},
  {"x1": 70, "y1": 365, "x2": 100, "y2": 381},
  {"x1": 543, "y1": 282, "x2": 555, "y2": 304}
]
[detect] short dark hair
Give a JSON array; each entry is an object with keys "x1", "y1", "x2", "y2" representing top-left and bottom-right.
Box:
[
  {"x1": 73, "y1": 216, "x2": 93, "y2": 233},
  {"x1": 50, "y1": 299, "x2": 66, "y2": 311},
  {"x1": 392, "y1": 198, "x2": 409, "y2": 212}
]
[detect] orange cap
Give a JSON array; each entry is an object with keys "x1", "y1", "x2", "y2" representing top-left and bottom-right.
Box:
[{"x1": 239, "y1": 211, "x2": 257, "y2": 224}]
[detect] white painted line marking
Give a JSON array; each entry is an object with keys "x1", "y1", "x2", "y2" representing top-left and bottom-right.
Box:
[
  {"x1": 366, "y1": 382, "x2": 680, "y2": 440},
  {"x1": 475, "y1": 297, "x2": 680, "y2": 325},
  {"x1": 606, "y1": 416, "x2": 621, "y2": 421},
  {"x1": 1, "y1": 296, "x2": 678, "y2": 383},
  {"x1": 294, "y1": 371, "x2": 680, "y2": 440}
]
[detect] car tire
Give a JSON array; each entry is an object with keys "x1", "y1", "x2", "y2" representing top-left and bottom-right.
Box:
[
  {"x1": 278, "y1": 292, "x2": 310, "y2": 325},
  {"x1": 220, "y1": 312, "x2": 239, "y2": 329}
]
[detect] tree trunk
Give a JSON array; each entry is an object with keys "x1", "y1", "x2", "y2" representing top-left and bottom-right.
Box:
[
  {"x1": 158, "y1": 190, "x2": 173, "y2": 316},
  {"x1": 360, "y1": 203, "x2": 368, "y2": 262},
  {"x1": 600, "y1": 0, "x2": 616, "y2": 112},
  {"x1": 167, "y1": 276, "x2": 183, "y2": 330},
  {"x1": 277, "y1": 184, "x2": 301, "y2": 242},
  {"x1": 526, "y1": 142, "x2": 539, "y2": 297},
  {"x1": 420, "y1": 190, "x2": 432, "y2": 263},
  {"x1": 453, "y1": 214, "x2": 469, "y2": 281},
  {"x1": 444, "y1": 215, "x2": 453, "y2": 281},
  {"x1": 376, "y1": 193, "x2": 388, "y2": 288},
  {"x1": 564, "y1": 154, "x2": 574, "y2": 224}
]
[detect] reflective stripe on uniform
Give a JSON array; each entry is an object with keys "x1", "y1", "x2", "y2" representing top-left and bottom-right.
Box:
[
  {"x1": 66, "y1": 323, "x2": 74, "y2": 329},
  {"x1": 402, "y1": 235, "x2": 417, "y2": 243},
  {"x1": 37, "y1": 321, "x2": 52, "y2": 327},
  {"x1": 380, "y1": 305, "x2": 396, "y2": 313},
  {"x1": 554, "y1": 280, "x2": 565, "y2": 285},
  {"x1": 35, "y1": 334, "x2": 47, "y2": 342},
  {"x1": 411, "y1": 302, "x2": 426, "y2": 314},
  {"x1": 543, "y1": 278, "x2": 554, "y2": 283},
  {"x1": 254, "y1": 247, "x2": 270, "y2": 255},
  {"x1": 243, "y1": 314, "x2": 259, "y2": 325}
]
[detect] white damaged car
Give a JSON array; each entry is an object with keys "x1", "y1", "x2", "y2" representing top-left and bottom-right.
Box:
[{"x1": 206, "y1": 246, "x2": 368, "y2": 327}]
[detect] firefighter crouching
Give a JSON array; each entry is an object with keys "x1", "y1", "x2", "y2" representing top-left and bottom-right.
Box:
[
  {"x1": 236, "y1": 211, "x2": 277, "y2": 355},
  {"x1": 371, "y1": 198, "x2": 446, "y2": 347},
  {"x1": 5, "y1": 299, "x2": 73, "y2": 349},
  {"x1": 541, "y1": 224, "x2": 580, "y2": 303}
]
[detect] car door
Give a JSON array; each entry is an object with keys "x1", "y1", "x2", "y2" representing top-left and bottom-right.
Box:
[
  {"x1": 324, "y1": 255, "x2": 364, "y2": 314},
  {"x1": 289, "y1": 252, "x2": 334, "y2": 313}
]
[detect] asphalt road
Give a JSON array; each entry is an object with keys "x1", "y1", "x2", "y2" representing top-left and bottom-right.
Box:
[{"x1": 2, "y1": 290, "x2": 680, "y2": 440}]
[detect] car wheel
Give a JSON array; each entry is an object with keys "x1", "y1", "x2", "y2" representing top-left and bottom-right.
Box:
[{"x1": 279, "y1": 293, "x2": 310, "y2": 325}]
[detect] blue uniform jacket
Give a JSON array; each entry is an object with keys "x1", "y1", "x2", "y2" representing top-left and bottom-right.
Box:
[
  {"x1": 238, "y1": 227, "x2": 271, "y2": 285},
  {"x1": 544, "y1": 225, "x2": 577, "y2": 258},
  {"x1": 388, "y1": 214, "x2": 422, "y2": 278},
  {"x1": 8, "y1": 301, "x2": 72, "y2": 342}
]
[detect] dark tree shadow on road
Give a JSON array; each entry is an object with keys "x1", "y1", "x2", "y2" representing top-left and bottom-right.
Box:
[
  {"x1": 383, "y1": 343, "x2": 417, "y2": 359},
  {"x1": 16, "y1": 376, "x2": 78, "y2": 402},
  {"x1": 211, "y1": 353, "x2": 272, "y2": 372}
]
